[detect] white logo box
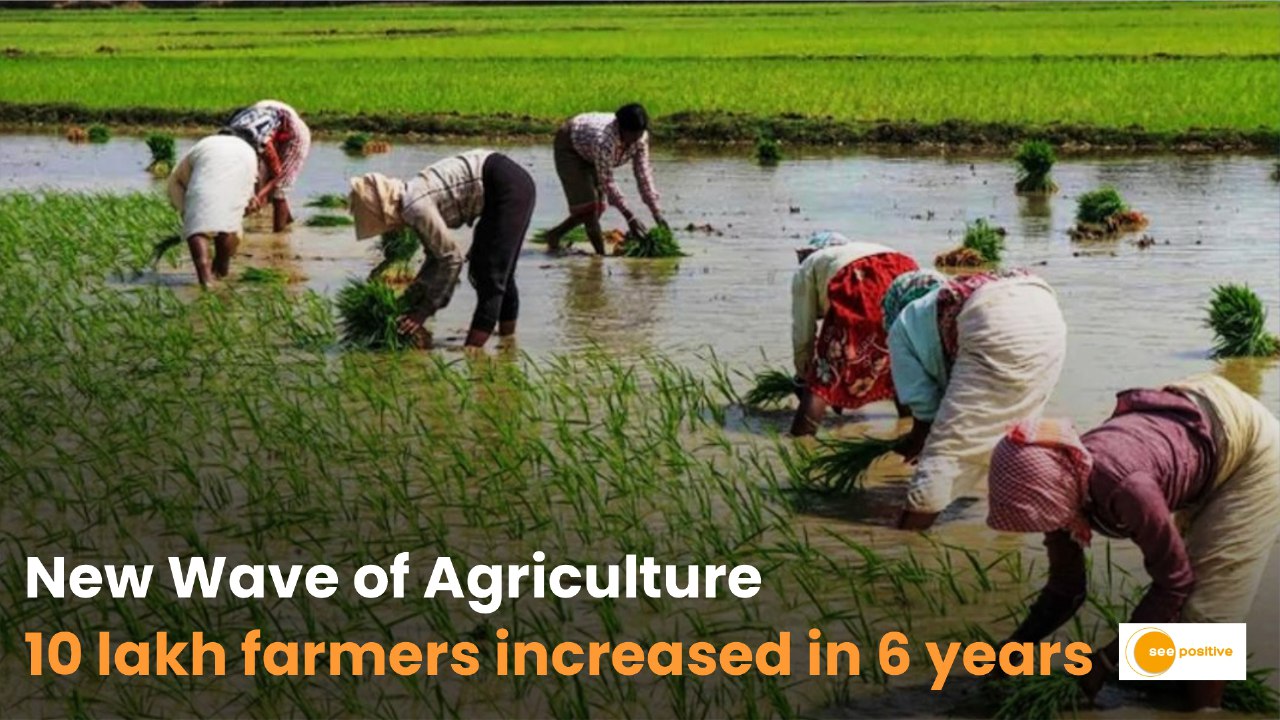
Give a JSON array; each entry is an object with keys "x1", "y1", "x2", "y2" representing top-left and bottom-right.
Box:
[{"x1": 1118, "y1": 623, "x2": 1247, "y2": 681}]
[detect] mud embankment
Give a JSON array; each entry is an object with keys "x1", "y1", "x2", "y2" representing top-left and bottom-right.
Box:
[{"x1": 0, "y1": 102, "x2": 1276, "y2": 154}]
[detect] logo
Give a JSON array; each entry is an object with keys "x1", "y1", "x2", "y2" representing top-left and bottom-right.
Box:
[{"x1": 1118, "y1": 623, "x2": 1246, "y2": 681}]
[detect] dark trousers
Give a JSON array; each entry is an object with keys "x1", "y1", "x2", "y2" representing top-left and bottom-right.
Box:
[{"x1": 469, "y1": 154, "x2": 536, "y2": 333}]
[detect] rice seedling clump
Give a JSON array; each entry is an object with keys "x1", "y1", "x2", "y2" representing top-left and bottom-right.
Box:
[
  {"x1": 756, "y1": 132, "x2": 782, "y2": 165},
  {"x1": 368, "y1": 226, "x2": 419, "y2": 281},
  {"x1": 335, "y1": 277, "x2": 420, "y2": 349},
  {"x1": 531, "y1": 226, "x2": 585, "y2": 247},
  {"x1": 87, "y1": 123, "x2": 110, "y2": 143},
  {"x1": 936, "y1": 219, "x2": 1004, "y2": 268},
  {"x1": 306, "y1": 213, "x2": 354, "y2": 227},
  {"x1": 745, "y1": 368, "x2": 797, "y2": 409},
  {"x1": 306, "y1": 193, "x2": 348, "y2": 209},
  {"x1": 620, "y1": 225, "x2": 686, "y2": 258},
  {"x1": 1013, "y1": 139, "x2": 1058, "y2": 195},
  {"x1": 145, "y1": 133, "x2": 176, "y2": 177},
  {"x1": 1206, "y1": 283, "x2": 1280, "y2": 358},
  {"x1": 1224, "y1": 669, "x2": 1280, "y2": 715},
  {"x1": 240, "y1": 266, "x2": 289, "y2": 284},
  {"x1": 983, "y1": 673, "x2": 1085, "y2": 720},
  {"x1": 1070, "y1": 186, "x2": 1149, "y2": 240},
  {"x1": 802, "y1": 436, "x2": 899, "y2": 494},
  {"x1": 342, "y1": 132, "x2": 370, "y2": 154}
]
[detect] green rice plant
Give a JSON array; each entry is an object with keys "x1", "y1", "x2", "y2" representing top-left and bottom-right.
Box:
[
  {"x1": 342, "y1": 132, "x2": 370, "y2": 154},
  {"x1": 1014, "y1": 139, "x2": 1057, "y2": 194},
  {"x1": 1206, "y1": 283, "x2": 1280, "y2": 358},
  {"x1": 744, "y1": 368, "x2": 796, "y2": 409},
  {"x1": 532, "y1": 226, "x2": 585, "y2": 247},
  {"x1": 335, "y1": 277, "x2": 409, "y2": 349},
  {"x1": 87, "y1": 124, "x2": 110, "y2": 143},
  {"x1": 1224, "y1": 668, "x2": 1280, "y2": 715},
  {"x1": 1075, "y1": 186, "x2": 1128, "y2": 225},
  {"x1": 368, "y1": 227, "x2": 418, "y2": 280},
  {"x1": 240, "y1": 266, "x2": 287, "y2": 284},
  {"x1": 148, "y1": 233, "x2": 184, "y2": 268},
  {"x1": 306, "y1": 193, "x2": 348, "y2": 209},
  {"x1": 755, "y1": 132, "x2": 782, "y2": 165},
  {"x1": 802, "y1": 436, "x2": 898, "y2": 494},
  {"x1": 144, "y1": 133, "x2": 175, "y2": 170},
  {"x1": 962, "y1": 218, "x2": 1006, "y2": 263},
  {"x1": 305, "y1": 213, "x2": 354, "y2": 228},
  {"x1": 621, "y1": 225, "x2": 685, "y2": 258},
  {"x1": 987, "y1": 673, "x2": 1085, "y2": 720}
]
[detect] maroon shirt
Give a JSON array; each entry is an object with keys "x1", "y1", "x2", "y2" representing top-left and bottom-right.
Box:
[{"x1": 1012, "y1": 388, "x2": 1217, "y2": 660}]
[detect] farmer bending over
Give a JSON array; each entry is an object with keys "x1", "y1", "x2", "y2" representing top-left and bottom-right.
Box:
[
  {"x1": 986, "y1": 374, "x2": 1280, "y2": 709},
  {"x1": 883, "y1": 269, "x2": 1067, "y2": 530},
  {"x1": 221, "y1": 99, "x2": 311, "y2": 232},
  {"x1": 166, "y1": 134, "x2": 260, "y2": 289},
  {"x1": 790, "y1": 232, "x2": 918, "y2": 436},
  {"x1": 542, "y1": 104, "x2": 667, "y2": 254},
  {"x1": 347, "y1": 150, "x2": 536, "y2": 348}
]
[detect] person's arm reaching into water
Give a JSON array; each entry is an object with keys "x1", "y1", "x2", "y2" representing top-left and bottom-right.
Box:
[
  {"x1": 631, "y1": 135, "x2": 666, "y2": 229},
  {"x1": 396, "y1": 199, "x2": 465, "y2": 336},
  {"x1": 791, "y1": 260, "x2": 820, "y2": 379},
  {"x1": 593, "y1": 134, "x2": 646, "y2": 238}
]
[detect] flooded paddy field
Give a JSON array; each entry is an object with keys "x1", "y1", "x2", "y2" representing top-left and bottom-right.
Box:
[{"x1": 1, "y1": 132, "x2": 1277, "y2": 717}]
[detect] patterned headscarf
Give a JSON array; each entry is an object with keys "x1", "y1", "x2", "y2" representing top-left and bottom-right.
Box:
[
  {"x1": 987, "y1": 418, "x2": 1095, "y2": 546},
  {"x1": 881, "y1": 270, "x2": 946, "y2": 330},
  {"x1": 804, "y1": 231, "x2": 850, "y2": 250}
]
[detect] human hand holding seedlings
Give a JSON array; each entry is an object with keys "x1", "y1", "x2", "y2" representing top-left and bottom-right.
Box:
[
  {"x1": 895, "y1": 417, "x2": 932, "y2": 463},
  {"x1": 627, "y1": 215, "x2": 649, "y2": 239},
  {"x1": 654, "y1": 213, "x2": 670, "y2": 231},
  {"x1": 396, "y1": 307, "x2": 431, "y2": 337}
]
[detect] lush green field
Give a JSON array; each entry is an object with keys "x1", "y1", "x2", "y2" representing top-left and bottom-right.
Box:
[{"x1": 0, "y1": 2, "x2": 1277, "y2": 144}]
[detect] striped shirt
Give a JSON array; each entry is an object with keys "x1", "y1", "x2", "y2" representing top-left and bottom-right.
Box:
[{"x1": 567, "y1": 112, "x2": 660, "y2": 220}]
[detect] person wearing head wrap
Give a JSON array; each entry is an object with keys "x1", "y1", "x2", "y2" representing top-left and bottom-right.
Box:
[
  {"x1": 347, "y1": 149, "x2": 536, "y2": 348},
  {"x1": 985, "y1": 374, "x2": 1280, "y2": 710},
  {"x1": 789, "y1": 232, "x2": 919, "y2": 435},
  {"x1": 883, "y1": 269, "x2": 1066, "y2": 529}
]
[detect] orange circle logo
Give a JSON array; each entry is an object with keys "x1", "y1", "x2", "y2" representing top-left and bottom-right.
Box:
[{"x1": 1126, "y1": 628, "x2": 1176, "y2": 677}]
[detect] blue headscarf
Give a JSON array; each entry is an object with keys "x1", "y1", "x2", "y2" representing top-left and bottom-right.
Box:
[
  {"x1": 804, "y1": 231, "x2": 850, "y2": 251},
  {"x1": 881, "y1": 270, "x2": 946, "y2": 331}
]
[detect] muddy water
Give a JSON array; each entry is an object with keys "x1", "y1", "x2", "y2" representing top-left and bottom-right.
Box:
[{"x1": 2, "y1": 134, "x2": 1278, "y2": 707}]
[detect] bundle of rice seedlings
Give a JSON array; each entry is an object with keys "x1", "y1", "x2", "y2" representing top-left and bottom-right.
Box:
[
  {"x1": 1224, "y1": 668, "x2": 1280, "y2": 715},
  {"x1": 744, "y1": 369, "x2": 796, "y2": 408},
  {"x1": 1070, "y1": 186, "x2": 1148, "y2": 239},
  {"x1": 1206, "y1": 283, "x2": 1280, "y2": 358},
  {"x1": 306, "y1": 193, "x2": 348, "y2": 209},
  {"x1": 335, "y1": 278, "x2": 413, "y2": 350},
  {"x1": 305, "y1": 214, "x2": 354, "y2": 227},
  {"x1": 755, "y1": 133, "x2": 782, "y2": 165},
  {"x1": 988, "y1": 674, "x2": 1085, "y2": 720},
  {"x1": 87, "y1": 124, "x2": 110, "y2": 144},
  {"x1": 531, "y1": 226, "x2": 585, "y2": 247},
  {"x1": 240, "y1": 266, "x2": 288, "y2": 284},
  {"x1": 803, "y1": 436, "x2": 898, "y2": 494},
  {"x1": 368, "y1": 227, "x2": 419, "y2": 280},
  {"x1": 144, "y1": 133, "x2": 176, "y2": 177},
  {"x1": 342, "y1": 133, "x2": 371, "y2": 154},
  {"x1": 963, "y1": 218, "x2": 1006, "y2": 263},
  {"x1": 1014, "y1": 139, "x2": 1058, "y2": 195},
  {"x1": 621, "y1": 225, "x2": 686, "y2": 258},
  {"x1": 65, "y1": 126, "x2": 88, "y2": 143}
]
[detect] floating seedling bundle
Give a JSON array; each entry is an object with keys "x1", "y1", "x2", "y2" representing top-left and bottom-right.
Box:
[
  {"x1": 306, "y1": 213, "x2": 354, "y2": 227},
  {"x1": 936, "y1": 219, "x2": 1005, "y2": 268},
  {"x1": 87, "y1": 124, "x2": 110, "y2": 144},
  {"x1": 755, "y1": 131, "x2": 782, "y2": 165},
  {"x1": 1206, "y1": 283, "x2": 1280, "y2": 358},
  {"x1": 745, "y1": 368, "x2": 796, "y2": 408},
  {"x1": 144, "y1": 133, "x2": 176, "y2": 177},
  {"x1": 620, "y1": 225, "x2": 686, "y2": 258},
  {"x1": 240, "y1": 266, "x2": 289, "y2": 284},
  {"x1": 802, "y1": 436, "x2": 898, "y2": 494},
  {"x1": 306, "y1": 193, "x2": 348, "y2": 209},
  {"x1": 342, "y1": 133, "x2": 391, "y2": 156},
  {"x1": 335, "y1": 278, "x2": 426, "y2": 350},
  {"x1": 1069, "y1": 186, "x2": 1148, "y2": 240},
  {"x1": 1013, "y1": 139, "x2": 1058, "y2": 195}
]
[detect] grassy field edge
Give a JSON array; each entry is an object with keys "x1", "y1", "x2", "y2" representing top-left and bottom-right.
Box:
[{"x1": 4, "y1": 101, "x2": 1276, "y2": 153}]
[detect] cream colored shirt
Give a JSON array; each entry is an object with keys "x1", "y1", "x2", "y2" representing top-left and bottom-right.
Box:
[{"x1": 791, "y1": 242, "x2": 894, "y2": 375}]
